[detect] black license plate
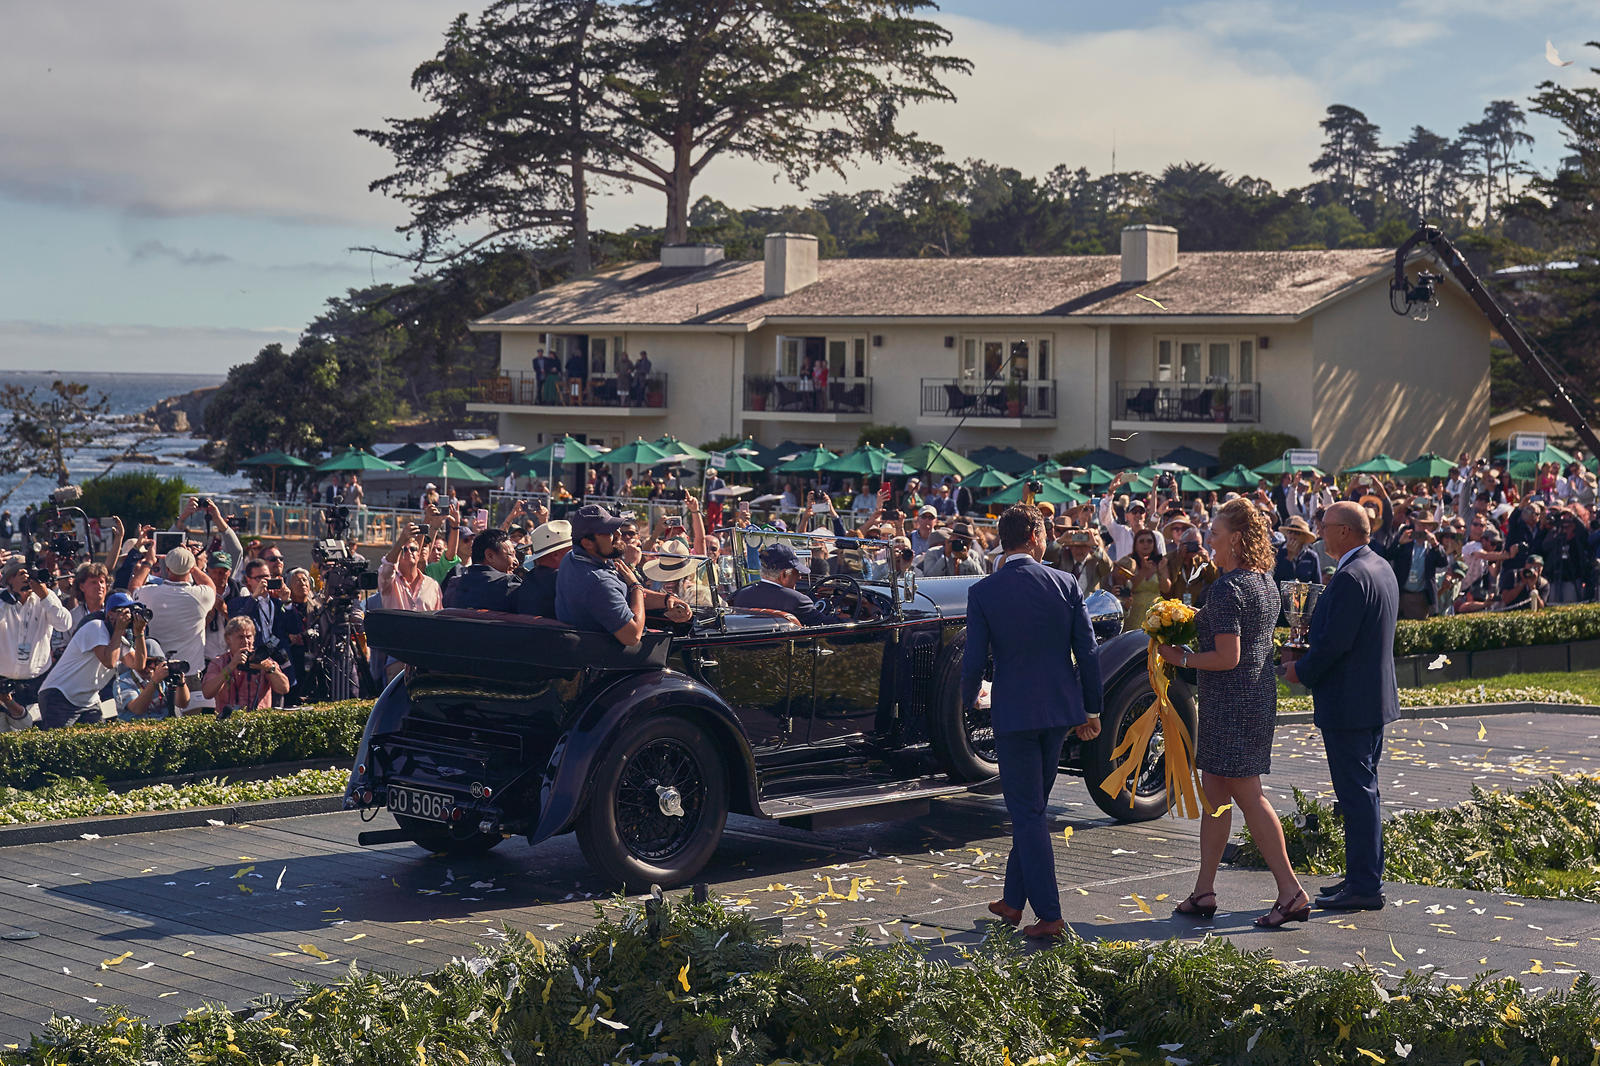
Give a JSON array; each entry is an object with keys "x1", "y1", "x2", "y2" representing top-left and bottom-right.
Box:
[{"x1": 386, "y1": 785, "x2": 453, "y2": 822}]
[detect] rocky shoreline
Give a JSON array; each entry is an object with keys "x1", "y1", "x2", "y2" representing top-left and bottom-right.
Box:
[{"x1": 134, "y1": 384, "x2": 218, "y2": 434}]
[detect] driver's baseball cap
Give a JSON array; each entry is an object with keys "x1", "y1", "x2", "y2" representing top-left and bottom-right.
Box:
[
  {"x1": 105, "y1": 591, "x2": 137, "y2": 612},
  {"x1": 758, "y1": 542, "x2": 808, "y2": 574},
  {"x1": 208, "y1": 550, "x2": 234, "y2": 570},
  {"x1": 568, "y1": 503, "x2": 626, "y2": 542}
]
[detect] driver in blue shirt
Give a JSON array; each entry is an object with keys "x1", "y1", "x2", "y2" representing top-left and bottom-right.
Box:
[
  {"x1": 728, "y1": 543, "x2": 843, "y2": 626},
  {"x1": 555, "y1": 505, "x2": 690, "y2": 643}
]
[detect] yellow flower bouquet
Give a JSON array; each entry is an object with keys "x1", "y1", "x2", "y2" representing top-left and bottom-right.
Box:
[{"x1": 1101, "y1": 597, "x2": 1202, "y2": 818}]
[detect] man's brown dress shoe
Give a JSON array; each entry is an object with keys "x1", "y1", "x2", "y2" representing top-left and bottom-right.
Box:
[
  {"x1": 987, "y1": 900, "x2": 1022, "y2": 927},
  {"x1": 1022, "y1": 918, "x2": 1066, "y2": 939}
]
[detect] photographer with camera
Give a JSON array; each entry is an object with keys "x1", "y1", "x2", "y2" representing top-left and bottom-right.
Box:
[
  {"x1": 38, "y1": 591, "x2": 148, "y2": 729},
  {"x1": 114, "y1": 631, "x2": 191, "y2": 720},
  {"x1": 1112, "y1": 529, "x2": 1170, "y2": 633},
  {"x1": 227, "y1": 557, "x2": 299, "y2": 667},
  {"x1": 1055, "y1": 525, "x2": 1114, "y2": 595},
  {"x1": 1163, "y1": 523, "x2": 1219, "y2": 607},
  {"x1": 919, "y1": 530, "x2": 986, "y2": 577},
  {"x1": 1098, "y1": 472, "x2": 1164, "y2": 561},
  {"x1": 379, "y1": 521, "x2": 442, "y2": 613},
  {"x1": 0, "y1": 558, "x2": 73, "y2": 730},
  {"x1": 1497, "y1": 553, "x2": 1548, "y2": 612},
  {"x1": 201, "y1": 616, "x2": 289, "y2": 717},
  {"x1": 131, "y1": 547, "x2": 216, "y2": 710},
  {"x1": 171, "y1": 496, "x2": 242, "y2": 571}
]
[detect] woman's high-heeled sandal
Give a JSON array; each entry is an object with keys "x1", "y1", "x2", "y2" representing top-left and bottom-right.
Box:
[
  {"x1": 1254, "y1": 889, "x2": 1311, "y2": 928},
  {"x1": 1173, "y1": 891, "x2": 1217, "y2": 918}
]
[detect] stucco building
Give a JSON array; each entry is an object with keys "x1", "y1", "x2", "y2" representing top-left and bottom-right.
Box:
[{"x1": 468, "y1": 226, "x2": 1491, "y2": 470}]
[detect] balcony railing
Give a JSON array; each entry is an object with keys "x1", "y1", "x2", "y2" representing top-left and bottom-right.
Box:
[
  {"x1": 1114, "y1": 381, "x2": 1261, "y2": 423},
  {"x1": 743, "y1": 375, "x2": 872, "y2": 415},
  {"x1": 475, "y1": 370, "x2": 668, "y2": 410},
  {"x1": 919, "y1": 378, "x2": 1057, "y2": 420}
]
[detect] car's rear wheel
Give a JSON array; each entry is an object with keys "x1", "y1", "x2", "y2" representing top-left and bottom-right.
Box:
[
  {"x1": 1084, "y1": 667, "x2": 1198, "y2": 821},
  {"x1": 576, "y1": 714, "x2": 728, "y2": 890},
  {"x1": 393, "y1": 814, "x2": 505, "y2": 856},
  {"x1": 929, "y1": 636, "x2": 999, "y2": 781}
]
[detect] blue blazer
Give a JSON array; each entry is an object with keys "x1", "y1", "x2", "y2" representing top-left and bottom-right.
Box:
[
  {"x1": 1293, "y1": 545, "x2": 1401, "y2": 730},
  {"x1": 961, "y1": 555, "x2": 1103, "y2": 734}
]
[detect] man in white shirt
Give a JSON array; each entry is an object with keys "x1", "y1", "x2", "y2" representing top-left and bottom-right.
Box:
[
  {"x1": 132, "y1": 547, "x2": 216, "y2": 710},
  {"x1": 1098, "y1": 472, "x2": 1166, "y2": 560},
  {"x1": 39, "y1": 591, "x2": 147, "y2": 729},
  {"x1": 0, "y1": 558, "x2": 73, "y2": 730}
]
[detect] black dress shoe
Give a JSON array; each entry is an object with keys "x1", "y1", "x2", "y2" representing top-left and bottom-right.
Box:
[
  {"x1": 1319, "y1": 879, "x2": 1346, "y2": 897},
  {"x1": 1316, "y1": 889, "x2": 1386, "y2": 911}
]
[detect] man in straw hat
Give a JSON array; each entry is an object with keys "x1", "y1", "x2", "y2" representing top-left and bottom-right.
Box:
[
  {"x1": 514, "y1": 521, "x2": 572, "y2": 618},
  {"x1": 1273, "y1": 516, "x2": 1322, "y2": 587}
]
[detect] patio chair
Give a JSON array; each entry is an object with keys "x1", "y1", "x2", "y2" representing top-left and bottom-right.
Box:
[
  {"x1": 1124, "y1": 386, "x2": 1159, "y2": 419},
  {"x1": 1180, "y1": 388, "x2": 1214, "y2": 420},
  {"x1": 776, "y1": 382, "x2": 808, "y2": 411},
  {"x1": 942, "y1": 383, "x2": 979, "y2": 416},
  {"x1": 830, "y1": 381, "x2": 867, "y2": 412}
]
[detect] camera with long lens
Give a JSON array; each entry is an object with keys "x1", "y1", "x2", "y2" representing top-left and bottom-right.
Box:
[
  {"x1": 1156, "y1": 472, "x2": 1176, "y2": 492},
  {"x1": 125, "y1": 601, "x2": 154, "y2": 623},
  {"x1": 154, "y1": 657, "x2": 191, "y2": 716},
  {"x1": 28, "y1": 567, "x2": 52, "y2": 586},
  {"x1": 322, "y1": 505, "x2": 351, "y2": 540},
  {"x1": 246, "y1": 644, "x2": 289, "y2": 669},
  {"x1": 312, "y1": 538, "x2": 376, "y2": 603}
]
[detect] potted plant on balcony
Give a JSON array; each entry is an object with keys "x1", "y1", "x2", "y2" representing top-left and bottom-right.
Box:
[
  {"x1": 1210, "y1": 389, "x2": 1230, "y2": 422},
  {"x1": 1004, "y1": 379, "x2": 1023, "y2": 417},
  {"x1": 746, "y1": 375, "x2": 774, "y2": 412}
]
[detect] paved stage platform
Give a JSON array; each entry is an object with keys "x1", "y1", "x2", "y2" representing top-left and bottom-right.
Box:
[{"x1": 1, "y1": 710, "x2": 1597, "y2": 1045}]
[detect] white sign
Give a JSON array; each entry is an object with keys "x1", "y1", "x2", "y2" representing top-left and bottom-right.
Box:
[
  {"x1": 1287, "y1": 449, "x2": 1320, "y2": 468},
  {"x1": 1512, "y1": 432, "x2": 1547, "y2": 453},
  {"x1": 551, "y1": 444, "x2": 567, "y2": 461},
  {"x1": 884, "y1": 459, "x2": 905, "y2": 476},
  {"x1": 709, "y1": 452, "x2": 727, "y2": 469}
]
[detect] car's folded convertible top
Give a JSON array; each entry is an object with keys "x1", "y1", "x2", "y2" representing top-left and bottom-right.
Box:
[{"x1": 364, "y1": 608, "x2": 671, "y2": 681}]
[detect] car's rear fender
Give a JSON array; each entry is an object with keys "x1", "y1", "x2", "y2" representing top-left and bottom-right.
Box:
[
  {"x1": 344, "y1": 670, "x2": 410, "y2": 807},
  {"x1": 528, "y1": 670, "x2": 761, "y2": 844}
]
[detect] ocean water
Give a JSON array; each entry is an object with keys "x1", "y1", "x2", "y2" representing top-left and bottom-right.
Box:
[{"x1": 0, "y1": 370, "x2": 246, "y2": 512}]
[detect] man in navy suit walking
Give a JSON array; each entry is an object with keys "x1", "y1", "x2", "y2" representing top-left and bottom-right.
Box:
[
  {"x1": 1285, "y1": 501, "x2": 1400, "y2": 910},
  {"x1": 962, "y1": 504, "x2": 1103, "y2": 938}
]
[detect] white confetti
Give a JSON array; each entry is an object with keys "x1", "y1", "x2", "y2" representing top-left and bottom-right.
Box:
[
  {"x1": 79, "y1": 833, "x2": 100, "y2": 841},
  {"x1": 275, "y1": 867, "x2": 286, "y2": 891},
  {"x1": 205, "y1": 819, "x2": 225, "y2": 827}
]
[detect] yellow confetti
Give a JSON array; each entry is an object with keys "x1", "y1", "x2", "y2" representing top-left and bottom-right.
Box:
[
  {"x1": 1061, "y1": 826, "x2": 1073, "y2": 845},
  {"x1": 541, "y1": 977, "x2": 552, "y2": 1003},
  {"x1": 1155, "y1": 893, "x2": 1170, "y2": 901},
  {"x1": 1204, "y1": 800, "x2": 1234, "y2": 818},
  {"x1": 1388, "y1": 935, "x2": 1404, "y2": 962},
  {"x1": 1135, "y1": 293, "x2": 1168, "y2": 311},
  {"x1": 1477, "y1": 720, "x2": 1487, "y2": 741},
  {"x1": 297, "y1": 943, "x2": 330, "y2": 961},
  {"x1": 678, "y1": 958, "x2": 692, "y2": 992},
  {"x1": 342, "y1": 933, "x2": 366, "y2": 942},
  {"x1": 524, "y1": 931, "x2": 547, "y2": 960},
  {"x1": 407, "y1": 938, "x2": 426, "y2": 945},
  {"x1": 1525, "y1": 959, "x2": 1546, "y2": 974},
  {"x1": 158, "y1": 992, "x2": 179, "y2": 998},
  {"x1": 100, "y1": 951, "x2": 133, "y2": 969},
  {"x1": 181, "y1": 951, "x2": 194, "y2": 958},
  {"x1": 1130, "y1": 893, "x2": 1152, "y2": 915},
  {"x1": 1356, "y1": 1049, "x2": 1386, "y2": 1062},
  {"x1": 1465, "y1": 849, "x2": 1490, "y2": 861},
  {"x1": 232, "y1": 865, "x2": 255, "y2": 880}
]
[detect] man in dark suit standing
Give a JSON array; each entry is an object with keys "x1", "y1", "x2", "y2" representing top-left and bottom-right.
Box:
[
  {"x1": 1284, "y1": 500, "x2": 1400, "y2": 911},
  {"x1": 961, "y1": 504, "x2": 1103, "y2": 939},
  {"x1": 727, "y1": 544, "x2": 843, "y2": 626}
]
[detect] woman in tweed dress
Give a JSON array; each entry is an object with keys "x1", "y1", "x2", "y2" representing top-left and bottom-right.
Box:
[{"x1": 1156, "y1": 498, "x2": 1309, "y2": 928}]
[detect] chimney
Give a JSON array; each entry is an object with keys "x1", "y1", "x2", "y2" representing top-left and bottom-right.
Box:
[
  {"x1": 660, "y1": 243, "x2": 724, "y2": 269},
  {"x1": 764, "y1": 232, "x2": 818, "y2": 299},
  {"x1": 1120, "y1": 224, "x2": 1178, "y2": 284}
]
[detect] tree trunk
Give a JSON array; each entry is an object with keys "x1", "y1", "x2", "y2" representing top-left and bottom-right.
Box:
[
  {"x1": 663, "y1": 130, "x2": 694, "y2": 245},
  {"x1": 570, "y1": 158, "x2": 591, "y2": 273},
  {"x1": 567, "y1": 0, "x2": 596, "y2": 273}
]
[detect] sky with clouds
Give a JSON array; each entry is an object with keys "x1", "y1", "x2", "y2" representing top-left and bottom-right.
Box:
[{"x1": 0, "y1": 0, "x2": 1593, "y2": 374}]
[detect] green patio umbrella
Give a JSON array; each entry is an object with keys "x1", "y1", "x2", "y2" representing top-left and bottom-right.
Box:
[
  {"x1": 983, "y1": 479, "x2": 1087, "y2": 507},
  {"x1": 1211, "y1": 464, "x2": 1262, "y2": 490},
  {"x1": 1018, "y1": 460, "x2": 1065, "y2": 482},
  {"x1": 725, "y1": 437, "x2": 767, "y2": 458},
  {"x1": 964, "y1": 466, "x2": 1016, "y2": 491},
  {"x1": 1176, "y1": 472, "x2": 1221, "y2": 493},
  {"x1": 239, "y1": 450, "x2": 312, "y2": 496},
  {"x1": 709, "y1": 452, "x2": 766, "y2": 474},
  {"x1": 1252, "y1": 456, "x2": 1327, "y2": 477},
  {"x1": 1395, "y1": 452, "x2": 1454, "y2": 480},
  {"x1": 966, "y1": 445, "x2": 1037, "y2": 475},
  {"x1": 1076, "y1": 464, "x2": 1119, "y2": 489},
  {"x1": 897, "y1": 442, "x2": 981, "y2": 479},
  {"x1": 1073, "y1": 448, "x2": 1137, "y2": 472},
  {"x1": 520, "y1": 436, "x2": 605, "y2": 467},
  {"x1": 404, "y1": 451, "x2": 494, "y2": 489},
  {"x1": 316, "y1": 447, "x2": 401, "y2": 474},
  {"x1": 822, "y1": 444, "x2": 900, "y2": 477},
  {"x1": 600, "y1": 438, "x2": 675, "y2": 466},
  {"x1": 772, "y1": 446, "x2": 840, "y2": 474},
  {"x1": 380, "y1": 442, "x2": 426, "y2": 464},
  {"x1": 1158, "y1": 445, "x2": 1219, "y2": 470},
  {"x1": 652, "y1": 435, "x2": 713, "y2": 462},
  {"x1": 1343, "y1": 453, "x2": 1408, "y2": 474},
  {"x1": 1125, "y1": 476, "x2": 1155, "y2": 495},
  {"x1": 1507, "y1": 443, "x2": 1575, "y2": 468}
]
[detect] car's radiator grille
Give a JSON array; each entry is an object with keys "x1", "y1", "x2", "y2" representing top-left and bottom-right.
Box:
[{"x1": 897, "y1": 632, "x2": 940, "y2": 743}]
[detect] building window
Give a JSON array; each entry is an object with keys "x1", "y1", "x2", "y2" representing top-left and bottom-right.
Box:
[
  {"x1": 959, "y1": 334, "x2": 1056, "y2": 382},
  {"x1": 776, "y1": 334, "x2": 868, "y2": 381},
  {"x1": 1155, "y1": 336, "x2": 1259, "y2": 384}
]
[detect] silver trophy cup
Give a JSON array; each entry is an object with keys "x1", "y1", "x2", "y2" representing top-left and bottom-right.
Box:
[{"x1": 1279, "y1": 580, "x2": 1323, "y2": 664}]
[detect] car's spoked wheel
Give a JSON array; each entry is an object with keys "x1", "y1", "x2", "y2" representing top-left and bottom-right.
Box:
[
  {"x1": 1086, "y1": 669, "x2": 1196, "y2": 821},
  {"x1": 964, "y1": 700, "x2": 997, "y2": 765},
  {"x1": 614, "y1": 737, "x2": 705, "y2": 862},
  {"x1": 1118, "y1": 690, "x2": 1167, "y2": 796},
  {"x1": 577, "y1": 716, "x2": 729, "y2": 889},
  {"x1": 929, "y1": 637, "x2": 1000, "y2": 781}
]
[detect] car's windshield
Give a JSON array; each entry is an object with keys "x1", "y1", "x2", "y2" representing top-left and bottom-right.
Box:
[{"x1": 714, "y1": 526, "x2": 904, "y2": 591}]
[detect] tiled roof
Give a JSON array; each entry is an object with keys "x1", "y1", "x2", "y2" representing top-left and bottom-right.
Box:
[{"x1": 472, "y1": 249, "x2": 1393, "y2": 329}]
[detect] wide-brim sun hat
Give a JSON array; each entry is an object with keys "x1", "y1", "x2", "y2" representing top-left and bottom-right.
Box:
[
  {"x1": 525, "y1": 520, "x2": 573, "y2": 561},
  {"x1": 642, "y1": 539, "x2": 696, "y2": 582}
]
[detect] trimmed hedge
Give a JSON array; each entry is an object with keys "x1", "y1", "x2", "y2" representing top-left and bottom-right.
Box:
[
  {"x1": 8, "y1": 899, "x2": 1600, "y2": 1065},
  {"x1": 1277, "y1": 603, "x2": 1600, "y2": 656},
  {"x1": 0, "y1": 770, "x2": 348, "y2": 825},
  {"x1": 0, "y1": 701, "x2": 369, "y2": 791}
]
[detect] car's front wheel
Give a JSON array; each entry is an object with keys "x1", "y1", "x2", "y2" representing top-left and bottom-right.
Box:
[
  {"x1": 576, "y1": 714, "x2": 728, "y2": 890},
  {"x1": 1083, "y1": 667, "x2": 1198, "y2": 821},
  {"x1": 929, "y1": 636, "x2": 999, "y2": 781}
]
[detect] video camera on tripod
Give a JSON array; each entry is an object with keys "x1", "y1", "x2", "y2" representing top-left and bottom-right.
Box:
[
  {"x1": 35, "y1": 485, "x2": 89, "y2": 569},
  {"x1": 312, "y1": 538, "x2": 379, "y2": 603}
]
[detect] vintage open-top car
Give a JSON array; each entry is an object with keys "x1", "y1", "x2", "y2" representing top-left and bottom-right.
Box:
[{"x1": 347, "y1": 531, "x2": 1197, "y2": 888}]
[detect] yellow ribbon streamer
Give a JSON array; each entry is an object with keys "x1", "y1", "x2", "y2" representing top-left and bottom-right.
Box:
[{"x1": 1098, "y1": 640, "x2": 1201, "y2": 817}]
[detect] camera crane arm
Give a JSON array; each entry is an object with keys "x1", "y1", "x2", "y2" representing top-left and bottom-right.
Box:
[{"x1": 1391, "y1": 226, "x2": 1600, "y2": 459}]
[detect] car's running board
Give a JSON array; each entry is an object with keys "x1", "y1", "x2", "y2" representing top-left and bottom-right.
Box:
[{"x1": 761, "y1": 776, "x2": 974, "y2": 830}]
